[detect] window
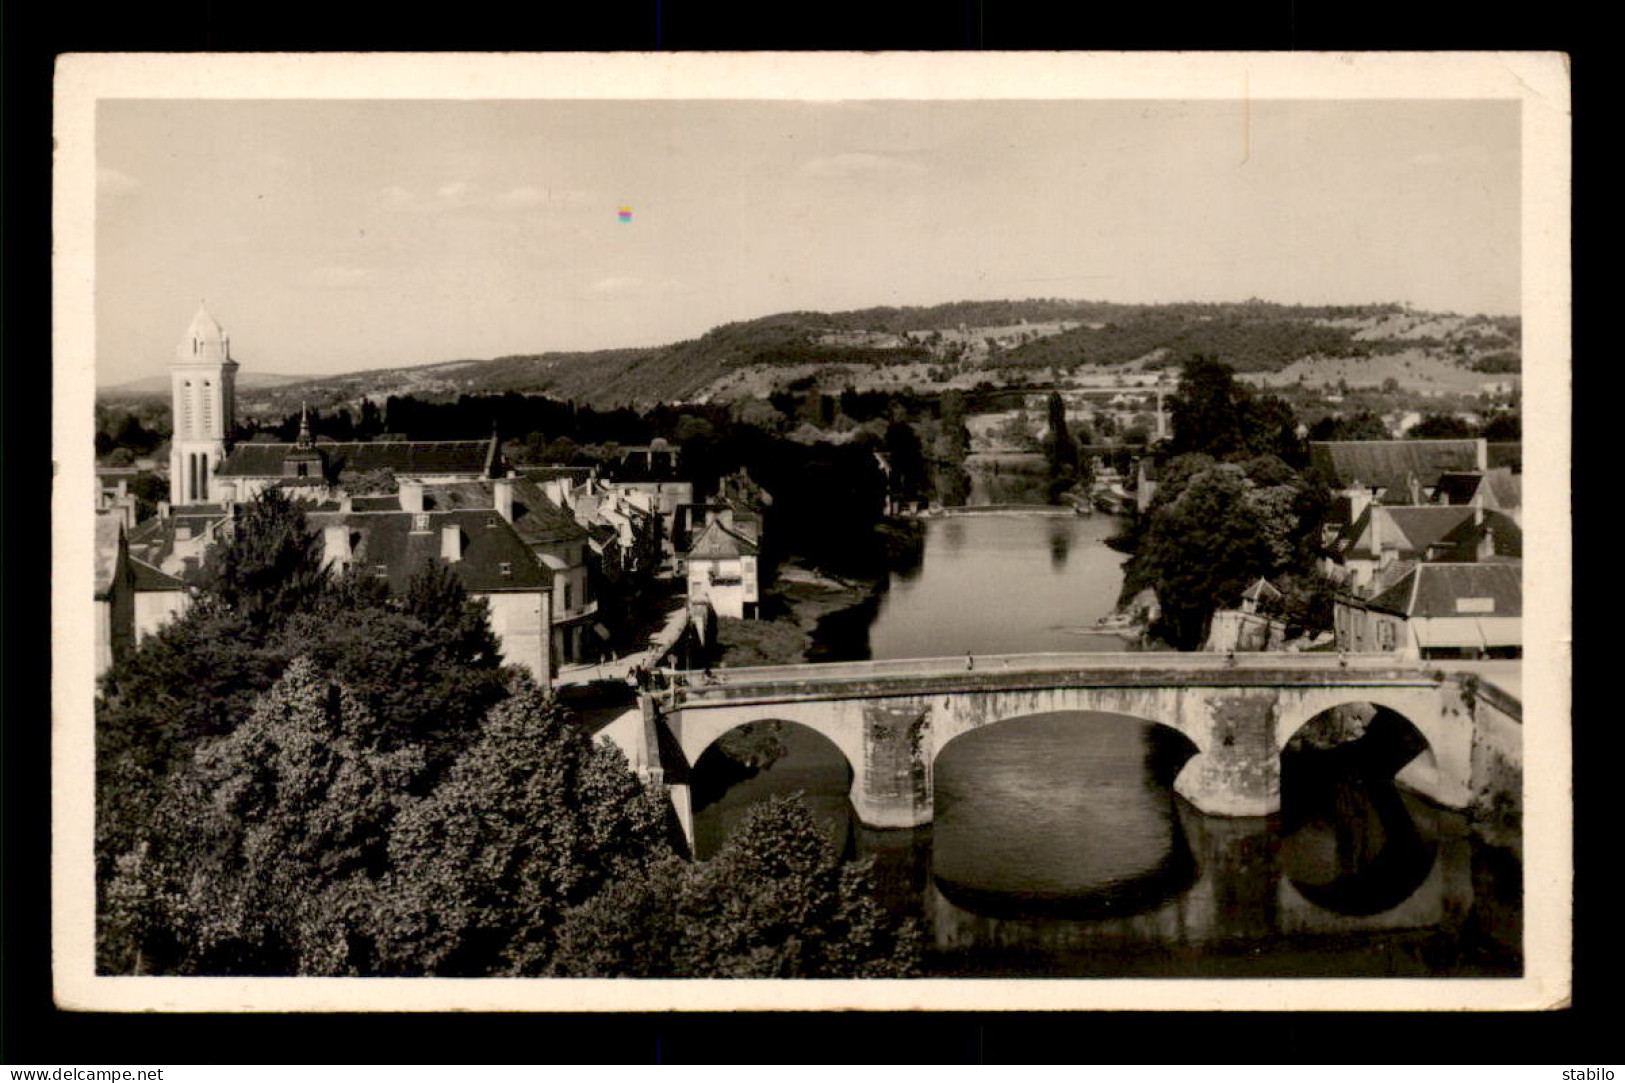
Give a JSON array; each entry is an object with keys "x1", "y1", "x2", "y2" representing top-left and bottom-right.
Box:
[
  {"x1": 500, "y1": 562, "x2": 513, "y2": 577},
  {"x1": 563, "y1": 582, "x2": 574, "y2": 612}
]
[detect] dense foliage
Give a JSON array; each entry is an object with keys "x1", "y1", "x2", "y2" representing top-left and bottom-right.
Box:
[
  {"x1": 98, "y1": 489, "x2": 917, "y2": 977},
  {"x1": 548, "y1": 796, "x2": 920, "y2": 978},
  {"x1": 1116, "y1": 359, "x2": 1333, "y2": 649}
]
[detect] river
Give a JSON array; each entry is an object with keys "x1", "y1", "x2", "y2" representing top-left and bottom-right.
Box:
[{"x1": 692, "y1": 513, "x2": 1522, "y2": 977}]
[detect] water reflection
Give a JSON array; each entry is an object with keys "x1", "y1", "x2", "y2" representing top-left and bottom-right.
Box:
[
  {"x1": 932, "y1": 713, "x2": 1197, "y2": 921},
  {"x1": 688, "y1": 686, "x2": 1519, "y2": 976},
  {"x1": 1046, "y1": 518, "x2": 1072, "y2": 572}
]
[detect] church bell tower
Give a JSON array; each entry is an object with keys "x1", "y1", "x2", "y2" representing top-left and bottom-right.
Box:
[{"x1": 169, "y1": 304, "x2": 239, "y2": 504}]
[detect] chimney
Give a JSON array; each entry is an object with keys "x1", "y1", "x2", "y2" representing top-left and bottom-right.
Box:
[
  {"x1": 399, "y1": 477, "x2": 424, "y2": 513},
  {"x1": 441, "y1": 524, "x2": 463, "y2": 562},
  {"x1": 339, "y1": 493, "x2": 353, "y2": 514},
  {"x1": 323, "y1": 524, "x2": 351, "y2": 572},
  {"x1": 1348, "y1": 487, "x2": 1371, "y2": 526},
  {"x1": 493, "y1": 477, "x2": 514, "y2": 523},
  {"x1": 157, "y1": 500, "x2": 171, "y2": 521}
]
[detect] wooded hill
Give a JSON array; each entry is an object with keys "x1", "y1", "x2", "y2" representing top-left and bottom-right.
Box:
[{"x1": 111, "y1": 299, "x2": 1519, "y2": 415}]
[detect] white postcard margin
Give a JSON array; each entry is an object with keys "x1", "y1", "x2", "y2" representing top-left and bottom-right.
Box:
[{"x1": 51, "y1": 51, "x2": 1572, "y2": 1012}]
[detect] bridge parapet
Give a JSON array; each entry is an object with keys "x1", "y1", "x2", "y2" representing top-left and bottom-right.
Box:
[{"x1": 666, "y1": 652, "x2": 1447, "y2": 711}]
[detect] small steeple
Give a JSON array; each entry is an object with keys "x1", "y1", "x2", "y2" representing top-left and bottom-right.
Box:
[{"x1": 296, "y1": 402, "x2": 314, "y2": 449}]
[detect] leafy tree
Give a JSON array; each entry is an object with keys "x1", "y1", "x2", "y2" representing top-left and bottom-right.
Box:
[
  {"x1": 375, "y1": 682, "x2": 672, "y2": 976},
  {"x1": 1045, "y1": 391, "x2": 1078, "y2": 476},
  {"x1": 1167, "y1": 357, "x2": 1253, "y2": 458},
  {"x1": 103, "y1": 659, "x2": 423, "y2": 975},
  {"x1": 884, "y1": 421, "x2": 930, "y2": 505},
  {"x1": 1480, "y1": 413, "x2": 1521, "y2": 441},
  {"x1": 549, "y1": 796, "x2": 920, "y2": 978},
  {"x1": 196, "y1": 489, "x2": 329, "y2": 624},
  {"x1": 1122, "y1": 454, "x2": 1320, "y2": 649},
  {"x1": 1409, "y1": 413, "x2": 1474, "y2": 439},
  {"x1": 1308, "y1": 411, "x2": 1391, "y2": 442}
]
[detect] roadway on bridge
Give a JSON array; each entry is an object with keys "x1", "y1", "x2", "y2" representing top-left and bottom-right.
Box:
[{"x1": 672, "y1": 652, "x2": 1522, "y2": 703}]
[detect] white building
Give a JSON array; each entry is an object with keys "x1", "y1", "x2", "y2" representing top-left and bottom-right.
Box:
[{"x1": 685, "y1": 509, "x2": 762, "y2": 620}]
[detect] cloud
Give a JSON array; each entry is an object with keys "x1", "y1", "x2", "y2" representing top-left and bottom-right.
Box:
[
  {"x1": 585, "y1": 275, "x2": 682, "y2": 297},
  {"x1": 97, "y1": 167, "x2": 141, "y2": 195},
  {"x1": 377, "y1": 182, "x2": 597, "y2": 214},
  {"x1": 801, "y1": 152, "x2": 928, "y2": 178},
  {"x1": 586, "y1": 275, "x2": 645, "y2": 295},
  {"x1": 492, "y1": 185, "x2": 595, "y2": 210},
  {"x1": 306, "y1": 266, "x2": 373, "y2": 289}
]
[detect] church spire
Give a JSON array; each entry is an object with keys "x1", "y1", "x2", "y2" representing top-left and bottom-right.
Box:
[{"x1": 296, "y1": 402, "x2": 314, "y2": 449}]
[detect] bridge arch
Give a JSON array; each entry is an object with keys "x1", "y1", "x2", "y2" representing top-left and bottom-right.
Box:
[
  {"x1": 935, "y1": 708, "x2": 1200, "y2": 791},
  {"x1": 1273, "y1": 685, "x2": 1473, "y2": 809},
  {"x1": 688, "y1": 718, "x2": 857, "y2": 786}
]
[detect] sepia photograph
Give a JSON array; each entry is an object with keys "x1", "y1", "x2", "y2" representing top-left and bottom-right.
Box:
[{"x1": 51, "y1": 52, "x2": 1571, "y2": 1012}]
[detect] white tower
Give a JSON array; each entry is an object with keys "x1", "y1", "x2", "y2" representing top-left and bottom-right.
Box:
[{"x1": 169, "y1": 304, "x2": 239, "y2": 504}]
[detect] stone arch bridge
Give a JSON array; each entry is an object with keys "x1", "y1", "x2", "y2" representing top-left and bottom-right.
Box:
[{"x1": 601, "y1": 653, "x2": 1522, "y2": 846}]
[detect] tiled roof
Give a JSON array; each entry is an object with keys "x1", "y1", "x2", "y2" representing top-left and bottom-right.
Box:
[
  {"x1": 1431, "y1": 509, "x2": 1523, "y2": 562},
  {"x1": 1340, "y1": 504, "x2": 1475, "y2": 558},
  {"x1": 1310, "y1": 440, "x2": 1486, "y2": 491},
  {"x1": 1484, "y1": 468, "x2": 1522, "y2": 509},
  {"x1": 1369, "y1": 562, "x2": 1522, "y2": 618},
  {"x1": 420, "y1": 479, "x2": 589, "y2": 548},
  {"x1": 687, "y1": 516, "x2": 760, "y2": 560},
  {"x1": 97, "y1": 513, "x2": 188, "y2": 595},
  {"x1": 307, "y1": 508, "x2": 550, "y2": 593},
  {"x1": 94, "y1": 513, "x2": 123, "y2": 596},
  {"x1": 129, "y1": 555, "x2": 187, "y2": 592},
  {"x1": 1383, "y1": 506, "x2": 1479, "y2": 553},
  {"x1": 219, "y1": 438, "x2": 499, "y2": 479},
  {"x1": 1487, "y1": 442, "x2": 1521, "y2": 472},
  {"x1": 125, "y1": 506, "x2": 230, "y2": 570}
]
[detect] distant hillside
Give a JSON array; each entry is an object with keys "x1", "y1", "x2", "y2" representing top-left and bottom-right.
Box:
[
  {"x1": 101, "y1": 370, "x2": 307, "y2": 397},
  {"x1": 223, "y1": 299, "x2": 1519, "y2": 414}
]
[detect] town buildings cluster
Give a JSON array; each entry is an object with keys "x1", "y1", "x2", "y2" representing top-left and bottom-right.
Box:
[
  {"x1": 1313, "y1": 437, "x2": 1522, "y2": 660},
  {"x1": 94, "y1": 307, "x2": 775, "y2": 681}
]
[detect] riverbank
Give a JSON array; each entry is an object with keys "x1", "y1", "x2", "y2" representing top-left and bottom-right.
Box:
[
  {"x1": 713, "y1": 520, "x2": 922, "y2": 668},
  {"x1": 714, "y1": 565, "x2": 885, "y2": 667}
]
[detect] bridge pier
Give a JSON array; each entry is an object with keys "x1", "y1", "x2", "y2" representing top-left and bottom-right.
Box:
[
  {"x1": 849, "y1": 701, "x2": 934, "y2": 829},
  {"x1": 1171, "y1": 691, "x2": 1284, "y2": 817}
]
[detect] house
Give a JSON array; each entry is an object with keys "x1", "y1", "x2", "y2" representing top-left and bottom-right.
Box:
[
  {"x1": 95, "y1": 512, "x2": 191, "y2": 676},
  {"x1": 1309, "y1": 439, "x2": 1488, "y2": 507},
  {"x1": 402, "y1": 477, "x2": 599, "y2": 667},
  {"x1": 1334, "y1": 563, "x2": 1521, "y2": 659},
  {"x1": 1327, "y1": 504, "x2": 1515, "y2": 594},
  {"x1": 308, "y1": 502, "x2": 554, "y2": 683},
  {"x1": 125, "y1": 503, "x2": 233, "y2": 580},
  {"x1": 685, "y1": 508, "x2": 763, "y2": 620}
]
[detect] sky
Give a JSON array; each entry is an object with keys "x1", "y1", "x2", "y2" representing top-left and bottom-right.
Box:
[{"x1": 95, "y1": 98, "x2": 1520, "y2": 384}]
